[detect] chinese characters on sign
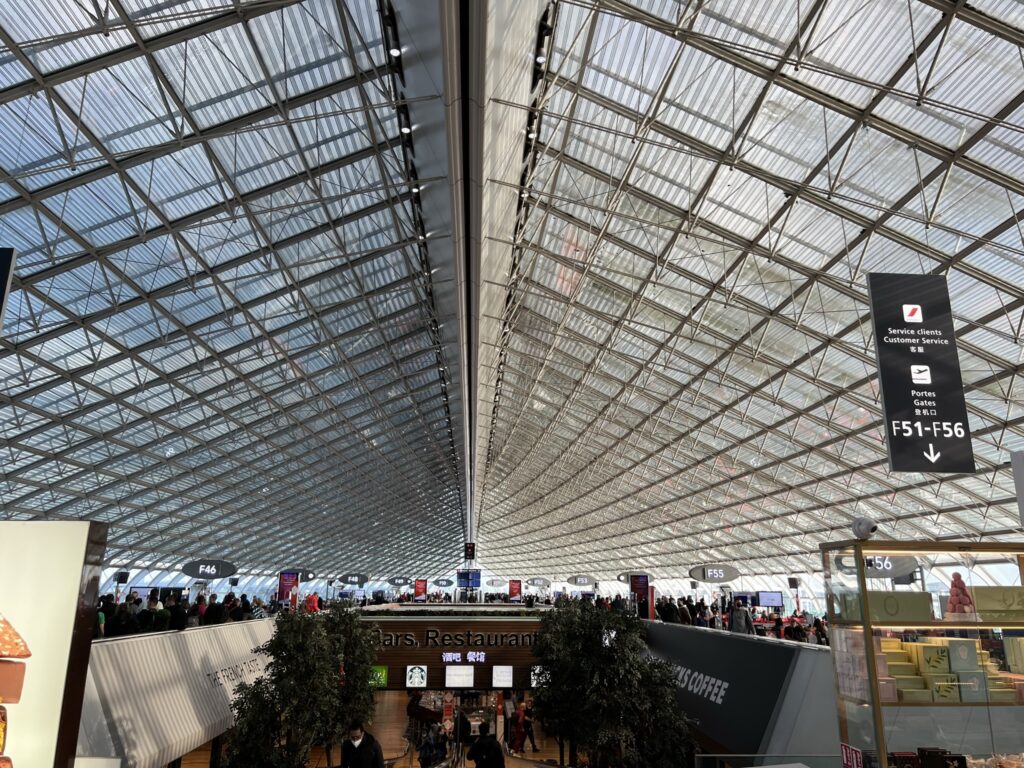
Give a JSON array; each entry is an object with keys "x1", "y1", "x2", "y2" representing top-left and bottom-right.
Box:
[{"x1": 440, "y1": 651, "x2": 487, "y2": 663}]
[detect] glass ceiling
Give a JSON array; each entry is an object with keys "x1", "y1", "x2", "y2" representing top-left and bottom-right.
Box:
[
  {"x1": 0, "y1": 0, "x2": 464, "y2": 577},
  {"x1": 1, "y1": 0, "x2": 1022, "y2": 586},
  {"x1": 476, "y1": 0, "x2": 1024, "y2": 580}
]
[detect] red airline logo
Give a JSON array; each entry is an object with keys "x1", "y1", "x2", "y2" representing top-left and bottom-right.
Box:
[{"x1": 902, "y1": 304, "x2": 923, "y2": 323}]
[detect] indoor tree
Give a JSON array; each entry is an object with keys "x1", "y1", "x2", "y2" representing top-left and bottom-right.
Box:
[
  {"x1": 532, "y1": 598, "x2": 692, "y2": 768},
  {"x1": 224, "y1": 604, "x2": 380, "y2": 768}
]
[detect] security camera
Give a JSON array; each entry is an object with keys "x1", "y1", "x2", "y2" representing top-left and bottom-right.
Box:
[{"x1": 852, "y1": 517, "x2": 878, "y2": 541}]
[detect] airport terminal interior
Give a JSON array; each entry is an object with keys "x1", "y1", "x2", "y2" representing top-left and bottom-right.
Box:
[{"x1": 0, "y1": 0, "x2": 1023, "y2": 767}]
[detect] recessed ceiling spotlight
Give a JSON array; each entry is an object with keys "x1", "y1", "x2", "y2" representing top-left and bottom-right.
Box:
[
  {"x1": 400, "y1": 125, "x2": 411, "y2": 135},
  {"x1": 389, "y1": 47, "x2": 401, "y2": 57},
  {"x1": 536, "y1": 54, "x2": 546, "y2": 64},
  {"x1": 527, "y1": 130, "x2": 537, "y2": 139},
  {"x1": 412, "y1": 185, "x2": 421, "y2": 193}
]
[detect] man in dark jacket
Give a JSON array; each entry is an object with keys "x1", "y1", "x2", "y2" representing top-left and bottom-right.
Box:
[
  {"x1": 341, "y1": 721, "x2": 384, "y2": 768},
  {"x1": 166, "y1": 594, "x2": 188, "y2": 631},
  {"x1": 466, "y1": 721, "x2": 504, "y2": 767}
]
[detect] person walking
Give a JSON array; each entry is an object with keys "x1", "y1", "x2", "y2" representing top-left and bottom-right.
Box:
[
  {"x1": 341, "y1": 721, "x2": 385, "y2": 768},
  {"x1": 466, "y1": 721, "x2": 504, "y2": 767},
  {"x1": 728, "y1": 598, "x2": 755, "y2": 634},
  {"x1": 523, "y1": 698, "x2": 539, "y2": 753}
]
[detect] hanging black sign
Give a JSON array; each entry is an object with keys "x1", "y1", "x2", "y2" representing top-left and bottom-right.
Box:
[
  {"x1": 339, "y1": 572, "x2": 369, "y2": 587},
  {"x1": 464, "y1": 543, "x2": 476, "y2": 560},
  {"x1": 181, "y1": 559, "x2": 237, "y2": 579},
  {"x1": 867, "y1": 274, "x2": 974, "y2": 473},
  {"x1": 388, "y1": 576, "x2": 411, "y2": 587},
  {"x1": 526, "y1": 577, "x2": 551, "y2": 587},
  {"x1": 433, "y1": 578, "x2": 454, "y2": 587},
  {"x1": 0, "y1": 248, "x2": 14, "y2": 335}
]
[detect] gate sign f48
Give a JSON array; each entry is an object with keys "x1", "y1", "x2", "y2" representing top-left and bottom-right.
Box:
[{"x1": 867, "y1": 274, "x2": 974, "y2": 473}]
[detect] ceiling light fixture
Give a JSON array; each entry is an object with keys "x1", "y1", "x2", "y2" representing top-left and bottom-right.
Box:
[
  {"x1": 536, "y1": 54, "x2": 546, "y2": 64},
  {"x1": 389, "y1": 47, "x2": 401, "y2": 57}
]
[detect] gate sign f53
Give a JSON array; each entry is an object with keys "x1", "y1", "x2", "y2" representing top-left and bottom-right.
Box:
[{"x1": 867, "y1": 273, "x2": 974, "y2": 473}]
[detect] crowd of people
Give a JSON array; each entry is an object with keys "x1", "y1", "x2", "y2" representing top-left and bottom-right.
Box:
[{"x1": 93, "y1": 589, "x2": 269, "y2": 638}]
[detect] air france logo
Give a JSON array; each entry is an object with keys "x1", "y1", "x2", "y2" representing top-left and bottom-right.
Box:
[{"x1": 902, "y1": 304, "x2": 923, "y2": 323}]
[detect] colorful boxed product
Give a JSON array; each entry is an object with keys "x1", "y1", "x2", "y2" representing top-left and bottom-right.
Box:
[
  {"x1": 888, "y1": 661, "x2": 917, "y2": 676},
  {"x1": 878, "y1": 677, "x2": 898, "y2": 702},
  {"x1": 924, "y1": 673, "x2": 960, "y2": 702},
  {"x1": 987, "y1": 688, "x2": 1016, "y2": 704},
  {"x1": 918, "y1": 645, "x2": 951, "y2": 673},
  {"x1": 957, "y1": 670, "x2": 988, "y2": 703},
  {"x1": 894, "y1": 675, "x2": 926, "y2": 690},
  {"x1": 946, "y1": 639, "x2": 979, "y2": 672}
]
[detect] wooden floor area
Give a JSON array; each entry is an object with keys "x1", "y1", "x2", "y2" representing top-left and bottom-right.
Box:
[{"x1": 181, "y1": 690, "x2": 564, "y2": 767}]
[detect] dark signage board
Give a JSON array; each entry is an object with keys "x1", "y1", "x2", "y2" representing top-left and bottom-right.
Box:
[
  {"x1": 363, "y1": 616, "x2": 541, "y2": 690},
  {"x1": 867, "y1": 273, "x2": 974, "y2": 473},
  {"x1": 456, "y1": 569, "x2": 481, "y2": 588},
  {"x1": 339, "y1": 572, "x2": 369, "y2": 587},
  {"x1": 526, "y1": 577, "x2": 550, "y2": 588},
  {"x1": 464, "y1": 543, "x2": 476, "y2": 560},
  {"x1": 181, "y1": 559, "x2": 237, "y2": 579},
  {"x1": 835, "y1": 554, "x2": 918, "y2": 580},
  {"x1": 567, "y1": 574, "x2": 594, "y2": 586},
  {"x1": 0, "y1": 248, "x2": 13, "y2": 335},
  {"x1": 688, "y1": 564, "x2": 739, "y2": 583},
  {"x1": 433, "y1": 578, "x2": 454, "y2": 587},
  {"x1": 388, "y1": 576, "x2": 411, "y2": 587},
  {"x1": 645, "y1": 622, "x2": 799, "y2": 754}
]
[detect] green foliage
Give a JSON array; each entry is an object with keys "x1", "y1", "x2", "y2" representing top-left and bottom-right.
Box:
[
  {"x1": 320, "y1": 604, "x2": 381, "y2": 746},
  {"x1": 225, "y1": 678, "x2": 308, "y2": 768},
  {"x1": 225, "y1": 605, "x2": 381, "y2": 768},
  {"x1": 532, "y1": 599, "x2": 692, "y2": 768}
]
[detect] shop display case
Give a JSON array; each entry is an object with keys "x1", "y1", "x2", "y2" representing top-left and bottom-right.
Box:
[{"x1": 821, "y1": 540, "x2": 1024, "y2": 768}]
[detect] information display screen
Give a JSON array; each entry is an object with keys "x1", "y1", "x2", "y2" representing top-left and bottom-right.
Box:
[
  {"x1": 756, "y1": 591, "x2": 784, "y2": 608},
  {"x1": 456, "y1": 570, "x2": 481, "y2": 588},
  {"x1": 492, "y1": 665, "x2": 513, "y2": 687},
  {"x1": 445, "y1": 665, "x2": 475, "y2": 688}
]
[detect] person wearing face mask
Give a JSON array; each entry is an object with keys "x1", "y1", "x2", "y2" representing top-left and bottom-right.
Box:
[{"x1": 342, "y1": 721, "x2": 384, "y2": 768}]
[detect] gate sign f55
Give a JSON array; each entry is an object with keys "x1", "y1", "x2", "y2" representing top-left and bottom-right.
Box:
[{"x1": 867, "y1": 273, "x2": 974, "y2": 474}]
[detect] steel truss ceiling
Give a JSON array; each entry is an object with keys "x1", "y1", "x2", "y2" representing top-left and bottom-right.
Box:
[
  {"x1": 0, "y1": 0, "x2": 464, "y2": 577},
  {"x1": 477, "y1": 0, "x2": 1024, "y2": 580}
]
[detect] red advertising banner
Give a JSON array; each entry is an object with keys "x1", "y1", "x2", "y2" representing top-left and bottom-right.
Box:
[
  {"x1": 414, "y1": 579, "x2": 428, "y2": 602},
  {"x1": 278, "y1": 570, "x2": 300, "y2": 603},
  {"x1": 628, "y1": 573, "x2": 649, "y2": 608},
  {"x1": 509, "y1": 579, "x2": 522, "y2": 602}
]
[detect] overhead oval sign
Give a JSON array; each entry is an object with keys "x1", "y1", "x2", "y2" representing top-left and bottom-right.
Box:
[
  {"x1": 836, "y1": 555, "x2": 918, "y2": 580},
  {"x1": 433, "y1": 578, "x2": 454, "y2": 587},
  {"x1": 527, "y1": 577, "x2": 551, "y2": 588},
  {"x1": 689, "y1": 564, "x2": 740, "y2": 583},
  {"x1": 181, "y1": 559, "x2": 237, "y2": 579},
  {"x1": 388, "y1": 576, "x2": 411, "y2": 587},
  {"x1": 617, "y1": 571, "x2": 651, "y2": 583},
  {"x1": 339, "y1": 573, "x2": 369, "y2": 587},
  {"x1": 486, "y1": 578, "x2": 505, "y2": 587},
  {"x1": 567, "y1": 574, "x2": 595, "y2": 586}
]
